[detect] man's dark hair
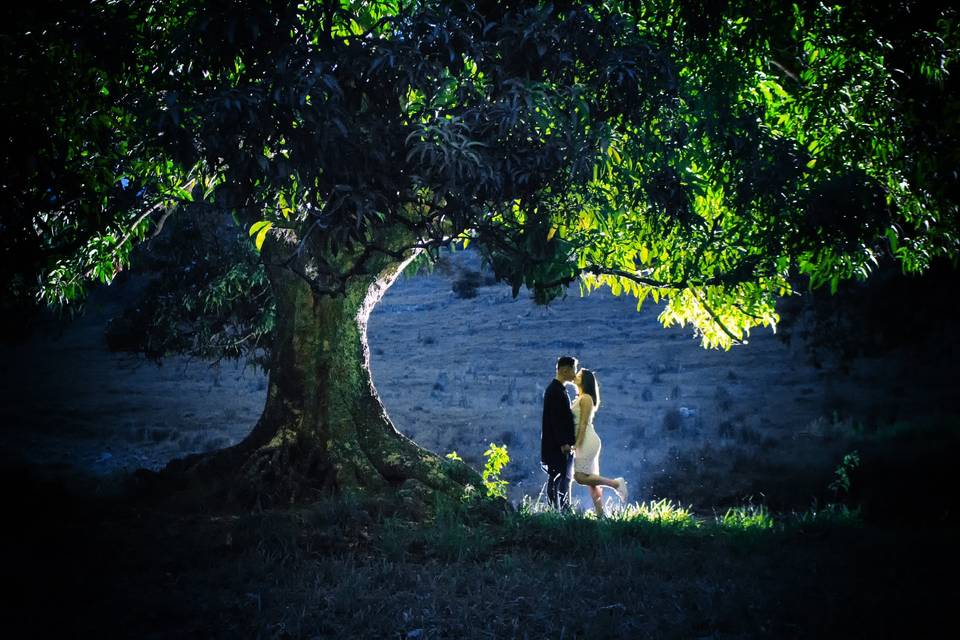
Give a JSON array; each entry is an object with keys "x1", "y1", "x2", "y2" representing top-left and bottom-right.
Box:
[{"x1": 557, "y1": 356, "x2": 578, "y2": 369}]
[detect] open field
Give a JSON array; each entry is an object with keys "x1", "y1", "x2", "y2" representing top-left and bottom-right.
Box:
[
  {"x1": 2, "y1": 248, "x2": 957, "y2": 513},
  {"x1": 2, "y1": 248, "x2": 959, "y2": 638}
]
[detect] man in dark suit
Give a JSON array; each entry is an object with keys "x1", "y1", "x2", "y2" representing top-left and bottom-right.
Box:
[{"x1": 541, "y1": 355, "x2": 578, "y2": 510}]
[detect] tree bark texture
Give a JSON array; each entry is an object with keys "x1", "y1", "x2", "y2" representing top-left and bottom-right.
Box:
[{"x1": 164, "y1": 230, "x2": 481, "y2": 507}]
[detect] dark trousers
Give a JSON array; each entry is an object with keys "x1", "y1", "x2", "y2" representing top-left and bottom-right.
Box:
[{"x1": 544, "y1": 453, "x2": 575, "y2": 510}]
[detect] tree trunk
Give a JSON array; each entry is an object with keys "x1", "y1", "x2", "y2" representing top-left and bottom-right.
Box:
[{"x1": 163, "y1": 235, "x2": 482, "y2": 508}]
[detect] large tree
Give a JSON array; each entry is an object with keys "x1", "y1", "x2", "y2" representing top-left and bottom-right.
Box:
[{"x1": 2, "y1": 0, "x2": 957, "y2": 505}]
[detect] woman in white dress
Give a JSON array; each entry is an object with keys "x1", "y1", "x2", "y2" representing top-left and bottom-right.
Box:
[{"x1": 571, "y1": 369, "x2": 628, "y2": 515}]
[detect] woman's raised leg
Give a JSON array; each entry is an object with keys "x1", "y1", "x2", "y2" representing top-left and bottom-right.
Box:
[
  {"x1": 574, "y1": 472, "x2": 628, "y2": 502},
  {"x1": 574, "y1": 471, "x2": 619, "y2": 489}
]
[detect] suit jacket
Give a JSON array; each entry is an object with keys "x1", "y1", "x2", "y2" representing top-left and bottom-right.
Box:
[{"x1": 541, "y1": 379, "x2": 576, "y2": 468}]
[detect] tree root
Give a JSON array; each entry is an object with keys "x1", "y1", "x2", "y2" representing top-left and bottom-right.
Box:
[{"x1": 134, "y1": 423, "x2": 505, "y2": 519}]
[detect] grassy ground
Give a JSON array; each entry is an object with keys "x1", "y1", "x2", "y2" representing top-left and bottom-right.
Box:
[
  {"x1": 5, "y1": 459, "x2": 956, "y2": 640},
  {"x1": 4, "y1": 251, "x2": 958, "y2": 638}
]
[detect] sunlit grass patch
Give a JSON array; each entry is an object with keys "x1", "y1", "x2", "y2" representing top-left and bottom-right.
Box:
[
  {"x1": 374, "y1": 490, "x2": 870, "y2": 565},
  {"x1": 506, "y1": 497, "x2": 706, "y2": 554},
  {"x1": 717, "y1": 504, "x2": 775, "y2": 531},
  {"x1": 515, "y1": 492, "x2": 871, "y2": 540},
  {"x1": 613, "y1": 499, "x2": 701, "y2": 530}
]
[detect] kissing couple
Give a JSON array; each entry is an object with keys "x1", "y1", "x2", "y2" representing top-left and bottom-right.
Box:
[{"x1": 540, "y1": 356, "x2": 629, "y2": 515}]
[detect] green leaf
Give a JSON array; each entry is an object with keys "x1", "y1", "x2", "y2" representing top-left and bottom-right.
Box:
[
  {"x1": 250, "y1": 221, "x2": 273, "y2": 251},
  {"x1": 885, "y1": 227, "x2": 899, "y2": 252},
  {"x1": 249, "y1": 220, "x2": 271, "y2": 236}
]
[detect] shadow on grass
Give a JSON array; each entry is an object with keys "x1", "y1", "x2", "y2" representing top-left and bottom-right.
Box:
[
  {"x1": 3, "y1": 442, "x2": 956, "y2": 639},
  {"x1": 379, "y1": 492, "x2": 866, "y2": 565}
]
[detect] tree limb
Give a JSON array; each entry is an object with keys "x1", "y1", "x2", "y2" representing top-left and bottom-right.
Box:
[{"x1": 695, "y1": 288, "x2": 745, "y2": 345}]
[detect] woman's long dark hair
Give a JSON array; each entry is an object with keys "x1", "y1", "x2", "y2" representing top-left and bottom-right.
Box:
[{"x1": 580, "y1": 368, "x2": 601, "y2": 409}]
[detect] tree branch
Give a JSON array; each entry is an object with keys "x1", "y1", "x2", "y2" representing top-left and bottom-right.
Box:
[
  {"x1": 695, "y1": 288, "x2": 745, "y2": 346},
  {"x1": 145, "y1": 205, "x2": 178, "y2": 241},
  {"x1": 64, "y1": 199, "x2": 169, "y2": 289},
  {"x1": 585, "y1": 265, "x2": 721, "y2": 289},
  {"x1": 769, "y1": 58, "x2": 800, "y2": 84}
]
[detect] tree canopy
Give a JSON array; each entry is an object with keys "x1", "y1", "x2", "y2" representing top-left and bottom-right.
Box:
[{"x1": 3, "y1": 0, "x2": 958, "y2": 352}]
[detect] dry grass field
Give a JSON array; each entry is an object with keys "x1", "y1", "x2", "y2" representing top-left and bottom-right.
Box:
[
  {"x1": 2, "y1": 248, "x2": 956, "y2": 514},
  {"x1": 2, "y1": 249, "x2": 958, "y2": 639}
]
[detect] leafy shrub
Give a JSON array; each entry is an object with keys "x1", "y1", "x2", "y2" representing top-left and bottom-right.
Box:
[
  {"x1": 662, "y1": 407, "x2": 682, "y2": 431},
  {"x1": 451, "y1": 269, "x2": 484, "y2": 298},
  {"x1": 829, "y1": 450, "x2": 861, "y2": 499},
  {"x1": 482, "y1": 443, "x2": 510, "y2": 499}
]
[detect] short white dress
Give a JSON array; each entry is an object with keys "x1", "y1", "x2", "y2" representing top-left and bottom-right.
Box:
[{"x1": 571, "y1": 397, "x2": 601, "y2": 475}]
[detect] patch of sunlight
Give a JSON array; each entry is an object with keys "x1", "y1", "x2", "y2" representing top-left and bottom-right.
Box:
[
  {"x1": 613, "y1": 499, "x2": 700, "y2": 528},
  {"x1": 718, "y1": 504, "x2": 775, "y2": 531}
]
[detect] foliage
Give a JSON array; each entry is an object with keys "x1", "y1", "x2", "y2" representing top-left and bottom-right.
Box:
[
  {"x1": 513, "y1": 496, "x2": 864, "y2": 549},
  {"x1": 718, "y1": 504, "x2": 775, "y2": 531},
  {"x1": 444, "y1": 445, "x2": 509, "y2": 500},
  {"x1": 561, "y1": 0, "x2": 960, "y2": 348},
  {"x1": 829, "y1": 449, "x2": 862, "y2": 498},
  {"x1": 2, "y1": 0, "x2": 958, "y2": 358},
  {"x1": 794, "y1": 503, "x2": 863, "y2": 530},
  {"x1": 614, "y1": 499, "x2": 699, "y2": 529},
  {"x1": 481, "y1": 443, "x2": 510, "y2": 499}
]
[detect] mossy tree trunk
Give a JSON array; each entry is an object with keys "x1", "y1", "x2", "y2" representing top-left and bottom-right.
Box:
[{"x1": 164, "y1": 229, "x2": 481, "y2": 507}]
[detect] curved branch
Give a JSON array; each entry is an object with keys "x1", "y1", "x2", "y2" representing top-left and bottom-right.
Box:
[
  {"x1": 695, "y1": 288, "x2": 745, "y2": 346},
  {"x1": 584, "y1": 264, "x2": 735, "y2": 290},
  {"x1": 769, "y1": 58, "x2": 800, "y2": 84},
  {"x1": 145, "y1": 205, "x2": 178, "y2": 241}
]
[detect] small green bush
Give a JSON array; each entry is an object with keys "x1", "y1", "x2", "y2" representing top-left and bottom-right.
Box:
[{"x1": 482, "y1": 443, "x2": 510, "y2": 499}]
